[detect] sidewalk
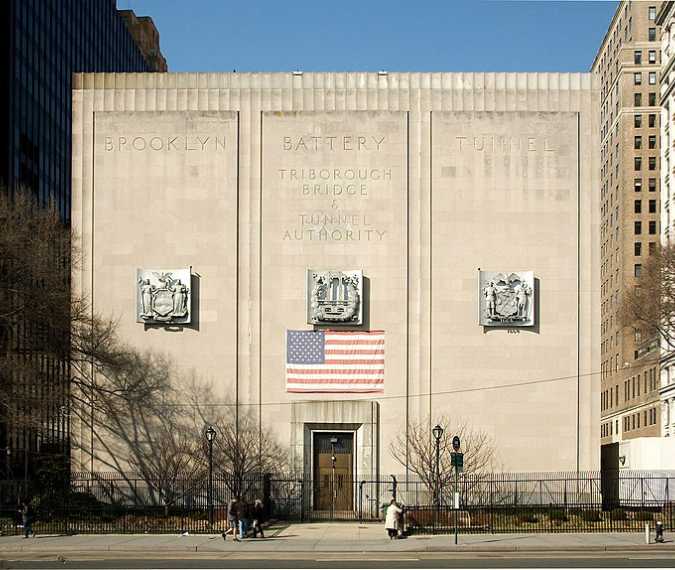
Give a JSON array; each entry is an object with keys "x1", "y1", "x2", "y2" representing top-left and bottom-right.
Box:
[{"x1": 0, "y1": 523, "x2": 673, "y2": 555}]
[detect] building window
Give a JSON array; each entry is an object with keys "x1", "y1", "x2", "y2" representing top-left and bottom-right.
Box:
[
  {"x1": 649, "y1": 241, "x2": 656, "y2": 255},
  {"x1": 649, "y1": 6, "x2": 657, "y2": 20},
  {"x1": 649, "y1": 72, "x2": 657, "y2": 85},
  {"x1": 635, "y1": 50, "x2": 643, "y2": 64},
  {"x1": 635, "y1": 221, "x2": 642, "y2": 234},
  {"x1": 649, "y1": 156, "x2": 657, "y2": 170},
  {"x1": 649, "y1": 199, "x2": 657, "y2": 213},
  {"x1": 649, "y1": 27, "x2": 657, "y2": 41},
  {"x1": 649, "y1": 50, "x2": 657, "y2": 64},
  {"x1": 635, "y1": 135, "x2": 642, "y2": 149},
  {"x1": 649, "y1": 113, "x2": 656, "y2": 127},
  {"x1": 635, "y1": 199, "x2": 642, "y2": 213},
  {"x1": 635, "y1": 156, "x2": 642, "y2": 170},
  {"x1": 635, "y1": 114, "x2": 642, "y2": 127},
  {"x1": 649, "y1": 220, "x2": 657, "y2": 234},
  {"x1": 634, "y1": 72, "x2": 643, "y2": 85},
  {"x1": 635, "y1": 178, "x2": 642, "y2": 192},
  {"x1": 635, "y1": 263, "x2": 642, "y2": 277},
  {"x1": 649, "y1": 135, "x2": 656, "y2": 149},
  {"x1": 649, "y1": 92, "x2": 657, "y2": 106},
  {"x1": 635, "y1": 242, "x2": 642, "y2": 256},
  {"x1": 649, "y1": 178, "x2": 657, "y2": 191},
  {"x1": 635, "y1": 93, "x2": 642, "y2": 106}
]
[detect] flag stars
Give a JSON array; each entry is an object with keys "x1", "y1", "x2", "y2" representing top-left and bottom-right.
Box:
[{"x1": 287, "y1": 330, "x2": 325, "y2": 364}]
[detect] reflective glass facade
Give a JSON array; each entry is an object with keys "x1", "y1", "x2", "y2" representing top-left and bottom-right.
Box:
[
  {"x1": 0, "y1": 0, "x2": 163, "y2": 480},
  {"x1": 1, "y1": 0, "x2": 158, "y2": 221}
]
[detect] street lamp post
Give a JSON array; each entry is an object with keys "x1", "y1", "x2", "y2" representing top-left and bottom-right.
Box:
[
  {"x1": 432, "y1": 425, "x2": 444, "y2": 532},
  {"x1": 205, "y1": 426, "x2": 217, "y2": 527}
]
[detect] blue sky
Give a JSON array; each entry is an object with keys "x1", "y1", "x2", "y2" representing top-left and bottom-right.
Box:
[{"x1": 119, "y1": 0, "x2": 617, "y2": 73}]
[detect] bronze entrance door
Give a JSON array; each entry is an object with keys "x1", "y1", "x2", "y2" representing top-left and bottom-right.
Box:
[{"x1": 313, "y1": 433, "x2": 354, "y2": 514}]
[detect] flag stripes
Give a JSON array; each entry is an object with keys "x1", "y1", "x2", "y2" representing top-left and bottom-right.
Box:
[{"x1": 286, "y1": 330, "x2": 385, "y2": 393}]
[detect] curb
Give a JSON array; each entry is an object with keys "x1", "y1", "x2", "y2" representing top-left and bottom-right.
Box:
[{"x1": 1, "y1": 544, "x2": 675, "y2": 555}]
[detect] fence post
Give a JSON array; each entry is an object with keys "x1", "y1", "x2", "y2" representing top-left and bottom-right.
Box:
[
  {"x1": 298, "y1": 479, "x2": 305, "y2": 523},
  {"x1": 263, "y1": 473, "x2": 272, "y2": 520},
  {"x1": 489, "y1": 477, "x2": 493, "y2": 532},
  {"x1": 63, "y1": 484, "x2": 68, "y2": 535},
  {"x1": 539, "y1": 480, "x2": 543, "y2": 507},
  {"x1": 641, "y1": 476, "x2": 645, "y2": 509},
  {"x1": 666, "y1": 478, "x2": 670, "y2": 504}
]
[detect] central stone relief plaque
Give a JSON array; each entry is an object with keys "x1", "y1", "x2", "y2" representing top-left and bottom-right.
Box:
[{"x1": 307, "y1": 269, "x2": 363, "y2": 325}]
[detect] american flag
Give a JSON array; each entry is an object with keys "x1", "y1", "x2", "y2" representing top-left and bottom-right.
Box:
[{"x1": 286, "y1": 330, "x2": 385, "y2": 393}]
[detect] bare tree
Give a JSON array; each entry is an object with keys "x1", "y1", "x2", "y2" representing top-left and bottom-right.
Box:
[
  {"x1": 619, "y1": 243, "x2": 675, "y2": 363},
  {"x1": 0, "y1": 188, "x2": 79, "y2": 477},
  {"x1": 0, "y1": 188, "x2": 287, "y2": 506},
  {"x1": 189, "y1": 381, "x2": 288, "y2": 497},
  {"x1": 390, "y1": 415, "x2": 498, "y2": 503}
]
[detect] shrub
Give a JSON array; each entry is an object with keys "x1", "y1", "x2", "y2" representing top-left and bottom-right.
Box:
[
  {"x1": 610, "y1": 508, "x2": 627, "y2": 521},
  {"x1": 470, "y1": 511, "x2": 491, "y2": 529},
  {"x1": 549, "y1": 508, "x2": 568, "y2": 522},
  {"x1": 634, "y1": 510, "x2": 654, "y2": 522},
  {"x1": 578, "y1": 509, "x2": 602, "y2": 522},
  {"x1": 517, "y1": 511, "x2": 539, "y2": 524}
]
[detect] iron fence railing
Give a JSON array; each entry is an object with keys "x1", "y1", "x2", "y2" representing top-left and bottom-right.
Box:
[{"x1": 0, "y1": 470, "x2": 673, "y2": 535}]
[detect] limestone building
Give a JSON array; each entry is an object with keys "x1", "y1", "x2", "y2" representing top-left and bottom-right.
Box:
[
  {"x1": 72, "y1": 72, "x2": 600, "y2": 484},
  {"x1": 592, "y1": 1, "x2": 662, "y2": 458}
]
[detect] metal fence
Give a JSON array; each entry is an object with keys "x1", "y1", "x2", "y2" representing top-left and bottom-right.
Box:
[{"x1": 0, "y1": 470, "x2": 673, "y2": 535}]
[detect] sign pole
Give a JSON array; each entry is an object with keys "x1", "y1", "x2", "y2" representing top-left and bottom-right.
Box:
[
  {"x1": 451, "y1": 435, "x2": 461, "y2": 546},
  {"x1": 454, "y1": 462, "x2": 458, "y2": 545}
]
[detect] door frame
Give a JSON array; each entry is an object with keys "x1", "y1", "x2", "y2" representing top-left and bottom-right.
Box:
[{"x1": 309, "y1": 429, "x2": 358, "y2": 511}]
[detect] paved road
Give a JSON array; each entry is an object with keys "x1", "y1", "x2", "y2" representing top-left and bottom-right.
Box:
[{"x1": 2, "y1": 552, "x2": 675, "y2": 569}]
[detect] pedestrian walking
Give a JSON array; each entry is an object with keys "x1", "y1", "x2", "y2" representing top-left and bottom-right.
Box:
[
  {"x1": 251, "y1": 499, "x2": 265, "y2": 538},
  {"x1": 237, "y1": 499, "x2": 250, "y2": 540},
  {"x1": 385, "y1": 498, "x2": 402, "y2": 540},
  {"x1": 20, "y1": 502, "x2": 33, "y2": 538},
  {"x1": 223, "y1": 497, "x2": 239, "y2": 541}
]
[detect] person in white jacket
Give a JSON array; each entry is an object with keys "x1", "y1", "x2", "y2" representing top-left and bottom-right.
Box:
[{"x1": 384, "y1": 499, "x2": 403, "y2": 539}]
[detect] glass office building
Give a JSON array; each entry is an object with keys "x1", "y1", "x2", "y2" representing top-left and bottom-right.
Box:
[{"x1": 0, "y1": 0, "x2": 165, "y2": 479}]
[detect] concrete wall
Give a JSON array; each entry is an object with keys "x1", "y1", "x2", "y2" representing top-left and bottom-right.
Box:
[
  {"x1": 619, "y1": 437, "x2": 675, "y2": 470},
  {"x1": 72, "y1": 72, "x2": 601, "y2": 475}
]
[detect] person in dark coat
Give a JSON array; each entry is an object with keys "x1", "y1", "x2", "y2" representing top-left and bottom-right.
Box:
[
  {"x1": 237, "y1": 499, "x2": 250, "y2": 540},
  {"x1": 251, "y1": 499, "x2": 265, "y2": 538},
  {"x1": 20, "y1": 502, "x2": 33, "y2": 538},
  {"x1": 223, "y1": 497, "x2": 239, "y2": 541}
]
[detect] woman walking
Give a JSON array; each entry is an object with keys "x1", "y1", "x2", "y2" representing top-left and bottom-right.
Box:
[{"x1": 384, "y1": 499, "x2": 402, "y2": 540}]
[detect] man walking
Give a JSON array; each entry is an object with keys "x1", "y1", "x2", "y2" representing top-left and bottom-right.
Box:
[
  {"x1": 20, "y1": 502, "x2": 33, "y2": 538},
  {"x1": 252, "y1": 499, "x2": 265, "y2": 538},
  {"x1": 237, "y1": 499, "x2": 250, "y2": 540},
  {"x1": 223, "y1": 497, "x2": 239, "y2": 541}
]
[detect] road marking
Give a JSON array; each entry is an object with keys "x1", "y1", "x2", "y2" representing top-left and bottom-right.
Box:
[{"x1": 315, "y1": 558, "x2": 420, "y2": 561}]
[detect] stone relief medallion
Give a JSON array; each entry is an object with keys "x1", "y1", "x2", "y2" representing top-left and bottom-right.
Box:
[
  {"x1": 136, "y1": 268, "x2": 192, "y2": 324},
  {"x1": 479, "y1": 271, "x2": 535, "y2": 327},
  {"x1": 307, "y1": 269, "x2": 363, "y2": 325}
]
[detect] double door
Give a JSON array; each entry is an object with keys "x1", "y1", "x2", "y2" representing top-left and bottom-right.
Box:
[{"x1": 313, "y1": 432, "x2": 353, "y2": 512}]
